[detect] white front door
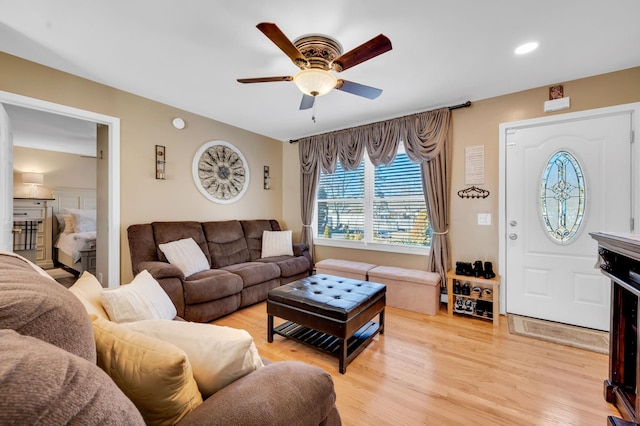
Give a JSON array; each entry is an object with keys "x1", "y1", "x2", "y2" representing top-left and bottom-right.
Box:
[
  {"x1": 504, "y1": 109, "x2": 633, "y2": 331},
  {"x1": 0, "y1": 104, "x2": 13, "y2": 252}
]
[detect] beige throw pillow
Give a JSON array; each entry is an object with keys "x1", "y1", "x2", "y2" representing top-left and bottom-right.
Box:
[
  {"x1": 261, "y1": 230, "x2": 293, "y2": 258},
  {"x1": 92, "y1": 316, "x2": 203, "y2": 425},
  {"x1": 123, "y1": 319, "x2": 264, "y2": 397},
  {"x1": 68, "y1": 271, "x2": 110, "y2": 320}
]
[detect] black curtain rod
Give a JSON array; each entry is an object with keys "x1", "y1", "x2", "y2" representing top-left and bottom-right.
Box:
[{"x1": 289, "y1": 100, "x2": 471, "y2": 143}]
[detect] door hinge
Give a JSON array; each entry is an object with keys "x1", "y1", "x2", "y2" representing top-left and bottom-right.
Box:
[
  {"x1": 632, "y1": 217, "x2": 635, "y2": 232},
  {"x1": 632, "y1": 130, "x2": 635, "y2": 144}
]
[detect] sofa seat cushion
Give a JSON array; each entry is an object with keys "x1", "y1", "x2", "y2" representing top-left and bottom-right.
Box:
[
  {"x1": 259, "y1": 255, "x2": 311, "y2": 278},
  {"x1": 222, "y1": 262, "x2": 280, "y2": 287},
  {"x1": 183, "y1": 269, "x2": 243, "y2": 305},
  {"x1": 0, "y1": 329, "x2": 145, "y2": 425}
]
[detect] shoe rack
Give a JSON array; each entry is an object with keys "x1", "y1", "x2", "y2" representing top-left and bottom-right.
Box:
[{"x1": 446, "y1": 270, "x2": 500, "y2": 327}]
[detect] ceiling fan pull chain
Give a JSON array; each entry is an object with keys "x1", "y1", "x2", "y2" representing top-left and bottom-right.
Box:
[{"x1": 312, "y1": 100, "x2": 317, "y2": 123}]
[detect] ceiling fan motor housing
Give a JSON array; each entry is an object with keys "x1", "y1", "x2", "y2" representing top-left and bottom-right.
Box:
[{"x1": 293, "y1": 35, "x2": 343, "y2": 71}]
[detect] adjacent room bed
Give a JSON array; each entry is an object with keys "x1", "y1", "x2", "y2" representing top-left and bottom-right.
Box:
[{"x1": 51, "y1": 188, "x2": 97, "y2": 275}]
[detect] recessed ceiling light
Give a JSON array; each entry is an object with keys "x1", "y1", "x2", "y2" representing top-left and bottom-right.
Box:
[{"x1": 515, "y1": 42, "x2": 539, "y2": 55}]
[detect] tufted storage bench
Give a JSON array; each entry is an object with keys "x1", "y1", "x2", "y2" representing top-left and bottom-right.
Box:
[
  {"x1": 315, "y1": 259, "x2": 377, "y2": 281},
  {"x1": 267, "y1": 274, "x2": 386, "y2": 373},
  {"x1": 367, "y1": 266, "x2": 441, "y2": 315}
]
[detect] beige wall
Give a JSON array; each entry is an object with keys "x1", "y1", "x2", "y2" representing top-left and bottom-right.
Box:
[
  {"x1": 0, "y1": 52, "x2": 284, "y2": 283},
  {"x1": 13, "y1": 146, "x2": 96, "y2": 198},
  {"x1": 284, "y1": 67, "x2": 640, "y2": 272},
  {"x1": 2, "y1": 50, "x2": 639, "y2": 280}
]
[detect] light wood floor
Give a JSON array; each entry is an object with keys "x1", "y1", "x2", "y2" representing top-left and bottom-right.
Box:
[{"x1": 214, "y1": 303, "x2": 620, "y2": 426}]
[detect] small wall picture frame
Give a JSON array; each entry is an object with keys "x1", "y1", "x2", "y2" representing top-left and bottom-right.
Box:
[
  {"x1": 156, "y1": 145, "x2": 166, "y2": 179},
  {"x1": 549, "y1": 85, "x2": 564, "y2": 100}
]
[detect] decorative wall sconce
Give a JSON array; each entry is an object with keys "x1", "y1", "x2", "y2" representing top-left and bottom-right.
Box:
[
  {"x1": 22, "y1": 172, "x2": 44, "y2": 198},
  {"x1": 156, "y1": 145, "x2": 166, "y2": 179},
  {"x1": 263, "y1": 166, "x2": 270, "y2": 190}
]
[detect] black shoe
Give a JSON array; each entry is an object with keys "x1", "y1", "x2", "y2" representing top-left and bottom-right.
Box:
[
  {"x1": 455, "y1": 262, "x2": 465, "y2": 275},
  {"x1": 462, "y1": 262, "x2": 473, "y2": 276},
  {"x1": 453, "y1": 281, "x2": 461, "y2": 294},
  {"x1": 484, "y1": 261, "x2": 496, "y2": 279},
  {"x1": 473, "y1": 260, "x2": 484, "y2": 278},
  {"x1": 462, "y1": 282, "x2": 471, "y2": 296}
]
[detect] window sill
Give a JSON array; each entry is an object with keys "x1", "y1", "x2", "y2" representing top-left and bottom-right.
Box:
[{"x1": 313, "y1": 237, "x2": 430, "y2": 256}]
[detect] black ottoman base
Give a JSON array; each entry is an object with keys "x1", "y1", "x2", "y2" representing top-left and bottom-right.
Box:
[{"x1": 267, "y1": 274, "x2": 386, "y2": 373}]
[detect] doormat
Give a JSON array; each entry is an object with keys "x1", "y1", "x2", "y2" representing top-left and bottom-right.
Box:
[
  {"x1": 46, "y1": 268, "x2": 75, "y2": 280},
  {"x1": 507, "y1": 314, "x2": 609, "y2": 354}
]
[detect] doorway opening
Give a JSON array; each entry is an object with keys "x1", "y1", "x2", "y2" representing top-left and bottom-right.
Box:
[{"x1": 0, "y1": 90, "x2": 121, "y2": 288}]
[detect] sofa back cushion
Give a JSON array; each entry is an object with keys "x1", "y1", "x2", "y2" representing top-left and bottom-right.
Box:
[
  {"x1": 241, "y1": 219, "x2": 282, "y2": 261},
  {"x1": 203, "y1": 220, "x2": 251, "y2": 268},
  {"x1": 152, "y1": 221, "x2": 211, "y2": 266},
  {"x1": 127, "y1": 223, "x2": 159, "y2": 275},
  {"x1": 0, "y1": 252, "x2": 96, "y2": 362}
]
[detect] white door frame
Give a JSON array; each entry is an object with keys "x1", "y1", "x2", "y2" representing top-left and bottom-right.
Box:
[
  {"x1": 499, "y1": 102, "x2": 640, "y2": 314},
  {"x1": 0, "y1": 90, "x2": 121, "y2": 288}
]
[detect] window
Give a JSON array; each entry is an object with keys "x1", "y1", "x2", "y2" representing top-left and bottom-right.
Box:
[
  {"x1": 315, "y1": 144, "x2": 431, "y2": 253},
  {"x1": 540, "y1": 150, "x2": 586, "y2": 244}
]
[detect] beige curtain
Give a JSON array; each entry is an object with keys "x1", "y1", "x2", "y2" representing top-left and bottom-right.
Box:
[{"x1": 298, "y1": 107, "x2": 452, "y2": 285}]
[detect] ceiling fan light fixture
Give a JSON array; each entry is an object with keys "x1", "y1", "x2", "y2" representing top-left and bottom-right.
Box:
[{"x1": 293, "y1": 69, "x2": 337, "y2": 97}]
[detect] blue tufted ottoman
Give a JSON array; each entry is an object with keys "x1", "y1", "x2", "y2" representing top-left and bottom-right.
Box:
[{"x1": 267, "y1": 274, "x2": 386, "y2": 373}]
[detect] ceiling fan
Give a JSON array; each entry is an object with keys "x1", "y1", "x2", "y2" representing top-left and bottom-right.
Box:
[{"x1": 237, "y1": 22, "x2": 392, "y2": 110}]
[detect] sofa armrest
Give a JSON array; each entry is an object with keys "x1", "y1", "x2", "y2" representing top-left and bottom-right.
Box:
[
  {"x1": 292, "y1": 242, "x2": 308, "y2": 257},
  {"x1": 138, "y1": 261, "x2": 185, "y2": 280},
  {"x1": 177, "y1": 361, "x2": 340, "y2": 426}
]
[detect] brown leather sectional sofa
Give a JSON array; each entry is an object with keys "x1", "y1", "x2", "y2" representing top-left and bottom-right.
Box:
[{"x1": 127, "y1": 219, "x2": 312, "y2": 322}]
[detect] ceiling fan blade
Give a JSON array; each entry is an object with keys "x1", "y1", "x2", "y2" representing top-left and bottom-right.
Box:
[
  {"x1": 332, "y1": 34, "x2": 392, "y2": 72},
  {"x1": 299, "y1": 94, "x2": 315, "y2": 110},
  {"x1": 237, "y1": 76, "x2": 293, "y2": 84},
  {"x1": 256, "y1": 22, "x2": 308, "y2": 67},
  {"x1": 336, "y1": 80, "x2": 383, "y2": 99}
]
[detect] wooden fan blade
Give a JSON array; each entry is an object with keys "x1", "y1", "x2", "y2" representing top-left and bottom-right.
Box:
[
  {"x1": 299, "y1": 94, "x2": 315, "y2": 110},
  {"x1": 336, "y1": 80, "x2": 383, "y2": 99},
  {"x1": 256, "y1": 22, "x2": 308, "y2": 67},
  {"x1": 332, "y1": 34, "x2": 392, "y2": 72},
  {"x1": 237, "y1": 76, "x2": 293, "y2": 83}
]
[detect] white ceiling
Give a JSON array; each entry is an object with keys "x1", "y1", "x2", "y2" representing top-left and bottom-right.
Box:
[{"x1": 1, "y1": 0, "x2": 639, "y2": 142}]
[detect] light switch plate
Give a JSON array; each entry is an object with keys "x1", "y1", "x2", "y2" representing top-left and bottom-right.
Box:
[{"x1": 477, "y1": 213, "x2": 492, "y2": 226}]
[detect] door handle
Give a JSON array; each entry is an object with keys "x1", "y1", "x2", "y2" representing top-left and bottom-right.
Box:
[{"x1": 509, "y1": 233, "x2": 518, "y2": 240}]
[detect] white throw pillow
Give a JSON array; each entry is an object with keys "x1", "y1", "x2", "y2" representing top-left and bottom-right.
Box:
[
  {"x1": 261, "y1": 230, "x2": 293, "y2": 258},
  {"x1": 122, "y1": 319, "x2": 264, "y2": 398},
  {"x1": 68, "y1": 271, "x2": 110, "y2": 320},
  {"x1": 158, "y1": 237, "x2": 210, "y2": 277},
  {"x1": 100, "y1": 270, "x2": 177, "y2": 323},
  {"x1": 64, "y1": 208, "x2": 96, "y2": 233}
]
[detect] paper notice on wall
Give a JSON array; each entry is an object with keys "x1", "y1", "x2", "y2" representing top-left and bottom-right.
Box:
[{"x1": 465, "y1": 145, "x2": 484, "y2": 185}]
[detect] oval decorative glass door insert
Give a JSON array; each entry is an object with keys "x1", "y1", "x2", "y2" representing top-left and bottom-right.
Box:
[{"x1": 539, "y1": 150, "x2": 586, "y2": 244}]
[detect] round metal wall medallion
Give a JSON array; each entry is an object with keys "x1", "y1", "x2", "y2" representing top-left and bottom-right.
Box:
[{"x1": 192, "y1": 141, "x2": 250, "y2": 204}]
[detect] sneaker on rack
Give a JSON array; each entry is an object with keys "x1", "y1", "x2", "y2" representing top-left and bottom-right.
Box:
[{"x1": 454, "y1": 296, "x2": 465, "y2": 313}]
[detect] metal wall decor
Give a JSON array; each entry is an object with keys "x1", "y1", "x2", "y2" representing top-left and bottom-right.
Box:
[
  {"x1": 192, "y1": 141, "x2": 250, "y2": 204},
  {"x1": 457, "y1": 186, "x2": 490, "y2": 199},
  {"x1": 156, "y1": 145, "x2": 166, "y2": 179}
]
